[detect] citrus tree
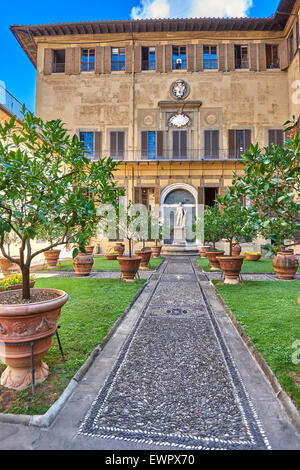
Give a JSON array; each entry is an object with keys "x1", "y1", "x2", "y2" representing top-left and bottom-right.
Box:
[{"x1": 0, "y1": 111, "x2": 121, "y2": 299}]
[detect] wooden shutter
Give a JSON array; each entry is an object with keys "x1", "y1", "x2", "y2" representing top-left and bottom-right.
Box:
[
  {"x1": 125, "y1": 46, "x2": 133, "y2": 73},
  {"x1": 94, "y1": 132, "x2": 102, "y2": 159},
  {"x1": 258, "y1": 43, "x2": 267, "y2": 71},
  {"x1": 196, "y1": 44, "x2": 203, "y2": 72},
  {"x1": 74, "y1": 48, "x2": 81, "y2": 74},
  {"x1": 173, "y1": 131, "x2": 179, "y2": 158},
  {"x1": 181, "y1": 131, "x2": 187, "y2": 159},
  {"x1": 218, "y1": 43, "x2": 226, "y2": 72},
  {"x1": 156, "y1": 45, "x2": 163, "y2": 72},
  {"x1": 268, "y1": 129, "x2": 276, "y2": 146},
  {"x1": 104, "y1": 46, "x2": 111, "y2": 73},
  {"x1": 280, "y1": 39, "x2": 289, "y2": 70},
  {"x1": 198, "y1": 187, "x2": 204, "y2": 205},
  {"x1": 244, "y1": 129, "x2": 251, "y2": 152},
  {"x1": 228, "y1": 130, "x2": 236, "y2": 159},
  {"x1": 249, "y1": 43, "x2": 258, "y2": 71},
  {"x1": 204, "y1": 130, "x2": 219, "y2": 158},
  {"x1": 227, "y1": 44, "x2": 235, "y2": 71},
  {"x1": 118, "y1": 132, "x2": 125, "y2": 159},
  {"x1": 187, "y1": 44, "x2": 195, "y2": 72},
  {"x1": 65, "y1": 48, "x2": 73, "y2": 75},
  {"x1": 110, "y1": 132, "x2": 117, "y2": 157},
  {"x1": 44, "y1": 48, "x2": 53, "y2": 75},
  {"x1": 269, "y1": 130, "x2": 283, "y2": 146},
  {"x1": 165, "y1": 45, "x2": 172, "y2": 72},
  {"x1": 212, "y1": 130, "x2": 219, "y2": 157},
  {"x1": 157, "y1": 131, "x2": 164, "y2": 158},
  {"x1": 204, "y1": 130, "x2": 211, "y2": 158},
  {"x1": 141, "y1": 131, "x2": 148, "y2": 160},
  {"x1": 95, "y1": 47, "x2": 103, "y2": 74},
  {"x1": 134, "y1": 46, "x2": 141, "y2": 73}
]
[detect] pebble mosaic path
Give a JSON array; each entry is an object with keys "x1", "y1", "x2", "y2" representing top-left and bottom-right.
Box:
[{"x1": 78, "y1": 257, "x2": 271, "y2": 450}]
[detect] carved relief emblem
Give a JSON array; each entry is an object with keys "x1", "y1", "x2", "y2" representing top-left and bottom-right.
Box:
[
  {"x1": 170, "y1": 79, "x2": 190, "y2": 100},
  {"x1": 168, "y1": 113, "x2": 191, "y2": 128}
]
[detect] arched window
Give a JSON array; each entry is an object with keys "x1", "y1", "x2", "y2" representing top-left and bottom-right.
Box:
[{"x1": 164, "y1": 189, "x2": 195, "y2": 205}]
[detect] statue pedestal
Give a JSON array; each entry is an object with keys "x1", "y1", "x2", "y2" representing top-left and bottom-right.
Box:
[{"x1": 173, "y1": 226, "x2": 186, "y2": 244}]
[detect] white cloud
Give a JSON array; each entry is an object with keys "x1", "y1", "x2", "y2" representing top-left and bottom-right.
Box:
[{"x1": 131, "y1": 0, "x2": 253, "y2": 19}]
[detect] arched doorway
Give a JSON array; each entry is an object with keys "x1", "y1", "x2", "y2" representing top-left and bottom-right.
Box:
[{"x1": 160, "y1": 184, "x2": 198, "y2": 244}]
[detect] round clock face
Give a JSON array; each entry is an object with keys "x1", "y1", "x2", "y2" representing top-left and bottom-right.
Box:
[
  {"x1": 170, "y1": 79, "x2": 190, "y2": 100},
  {"x1": 168, "y1": 113, "x2": 191, "y2": 128}
]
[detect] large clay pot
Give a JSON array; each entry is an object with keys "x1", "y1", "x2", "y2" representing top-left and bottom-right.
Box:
[
  {"x1": 232, "y1": 243, "x2": 242, "y2": 256},
  {"x1": 105, "y1": 254, "x2": 118, "y2": 260},
  {"x1": 135, "y1": 250, "x2": 152, "y2": 270},
  {"x1": 151, "y1": 245, "x2": 162, "y2": 258},
  {"x1": 117, "y1": 256, "x2": 141, "y2": 282},
  {"x1": 244, "y1": 253, "x2": 261, "y2": 262},
  {"x1": 216, "y1": 256, "x2": 245, "y2": 285},
  {"x1": 73, "y1": 252, "x2": 94, "y2": 277},
  {"x1": 0, "y1": 257, "x2": 16, "y2": 277},
  {"x1": 206, "y1": 251, "x2": 225, "y2": 271},
  {"x1": 272, "y1": 252, "x2": 299, "y2": 280},
  {"x1": 0, "y1": 288, "x2": 68, "y2": 390},
  {"x1": 198, "y1": 246, "x2": 210, "y2": 258},
  {"x1": 44, "y1": 250, "x2": 61, "y2": 270},
  {"x1": 114, "y1": 243, "x2": 125, "y2": 255}
]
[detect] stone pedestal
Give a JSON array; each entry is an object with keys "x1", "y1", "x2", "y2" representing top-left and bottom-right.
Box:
[{"x1": 173, "y1": 226, "x2": 186, "y2": 244}]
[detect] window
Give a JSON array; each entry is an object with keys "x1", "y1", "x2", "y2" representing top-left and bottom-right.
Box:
[
  {"x1": 234, "y1": 45, "x2": 249, "y2": 69},
  {"x1": 142, "y1": 47, "x2": 156, "y2": 70},
  {"x1": 110, "y1": 131, "x2": 125, "y2": 159},
  {"x1": 141, "y1": 131, "x2": 164, "y2": 160},
  {"x1": 289, "y1": 32, "x2": 295, "y2": 63},
  {"x1": 203, "y1": 46, "x2": 218, "y2": 69},
  {"x1": 111, "y1": 48, "x2": 125, "y2": 71},
  {"x1": 81, "y1": 49, "x2": 95, "y2": 72},
  {"x1": 228, "y1": 129, "x2": 251, "y2": 159},
  {"x1": 268, "y1": 129, "x2": 284, "y2": 146},
  {"x1": 52, "y1": 50, "x2": 65, "y2": 73},
  {"x1": 204, "y1": 130, "x2": 219, "y2": 159},
  {"x1": 266, "y1": 45, "x2": 280, "y2": 69},
  {"x1": 172, "y1": 46, "x2": 187, "y2": 70},
  {"x1": 79, "y1": 131, "x2": 102, "y2": 160},
  {"x1": 172, "y1": 130, "x2": 187, "y2": 159}
]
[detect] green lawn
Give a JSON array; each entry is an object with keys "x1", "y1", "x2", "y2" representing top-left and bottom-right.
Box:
[
  {"x1": 197, "y1": 257, "x2": 300, "y2": 274},
  {"x1": 214, "y1": 280, "x2": 300, "y2": 411},
  {"x1": 39, "y1": 256, "x2": 164, "y2": 272},
  {"x1": 0, "y1": 277, "x2": 145, "y2": 415}
]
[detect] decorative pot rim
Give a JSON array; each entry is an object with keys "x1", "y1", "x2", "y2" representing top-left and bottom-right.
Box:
[
  {"x1": 207, "y1": 250, "x2": 225, "y2": 255},
  {"x1": 117, "y1": 256, "x2": 142, "y2": 261},
  {"x1": 216, "y1": 255, "x2": 245, "y2": 260},
  {"x1": 0, "y1": 288, "x2": 69, "y2": 316},
  {"x1": 44, "y1": 249, "x2": 61, "y2": 253}
]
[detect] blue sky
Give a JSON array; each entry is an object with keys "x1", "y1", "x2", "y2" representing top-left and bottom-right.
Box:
[{"x1": 1, "y1": 0, "x2": 280, "y2": 111}]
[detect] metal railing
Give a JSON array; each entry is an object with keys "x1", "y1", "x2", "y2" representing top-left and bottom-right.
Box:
[{"x1": 0, "y1": 83, "x2": 29, "y2": 121}]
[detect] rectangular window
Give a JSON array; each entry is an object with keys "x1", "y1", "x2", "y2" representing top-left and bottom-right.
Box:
[
  {"x1": 52, "y1": 50, "x2": 65, "y2": 73},
  {"x1": 142, "y1": 47, "x2": 156, "y2": 70},
  {"x1": 81, "y1": 49, "x2": 95, "y2": 72},
  {"x1": 228, "y1": 129, "x2": 251, "y2": 159},
  {"x1": 289, "y1": 32, "x2": 295, "y2": 63},
  {"x1": 111, "y1": 48, "x2": 125, "y2": 71},
  {"x1": 268, "y1": 129, "x2": 284, "y2": 146},
  {"x1": 79, "y1": 131, "x2": 102, "y2": 160},
  {"x1": 110, "y1": 131, "x2": 125, "y2": 160},
  {"x1": 172, "y1": 130, "x2": 187, "y2": 159},
  {"x1": 141, "y1": 131, "x2": 164, "y2": 160},
  {"x1": 203, "y1": 46, "x2": 218, "y2": 69},
  {"x1": 172, "y1": 46, "x2": 187, "y2": 70},
  {"x1": 204, "y1": 130, "x2": 219, "y2": 159},
  {"x1": 234, "y1": 45, "x2": 249, "y2": 69},
  {"x1": 266, "y1": 45, "x2": 280, "y2": 69}
]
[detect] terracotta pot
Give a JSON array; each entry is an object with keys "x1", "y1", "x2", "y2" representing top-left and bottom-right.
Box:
[
  {"x1": 272, "y1": 252, "x2": 299, "y2": 280},
  {"x1": 135, "y1": 250, "x2": 152, "y2": 270},
  {"x1": 0, "y1": 257, "x2": 16, "y2": 278},
  {"x1": 8, "y1": 281, "x2": 36, "y2": 291},
  {"x1": 245, "y1": 253, "x2": 262, "y2": 262},
  {"x1": 114, "y1": 243, "x2": 125, "y2": 255},
  {"x1": 0, "y1": 288, "x2": 68, "y2": 390},
  {"x1": 151, "y1": 245, "x2": 162, "y2": 258},
  {"x1": 44, "y1": 250, "x2": 61, "y2": 270},
  {"x1": 73, "y1": 252, "x2": 94, "y2": 277},
  {"x1": 105, "y1": 254, "x2": 118, "y2": 260},
  {"x1": 216, "y1": 256, "x2": 245, "y2": 285},
  {"x1": 198, "y1": 246, "x2": 210, "y2": 258},
  {"x1": 232, "y1": 243, "x2": 242, "y2": 256},
  {"x1": 206, "y1": 251, "x2": 225, "y2": 271},
  {"x1": 85, "y1": 246, "x2": 94, "y2": 255},
  {"x1": 117, "y1": 256, "x2": 141, "y2": 282}
]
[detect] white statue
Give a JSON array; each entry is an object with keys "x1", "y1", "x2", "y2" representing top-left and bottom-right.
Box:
[{"x1": 175, "y1": 202, "x2": 186, "y2": 227}]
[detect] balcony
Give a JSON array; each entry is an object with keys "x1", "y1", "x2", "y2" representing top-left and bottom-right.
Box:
[{"x1": 0, "y1": 84, "x2": 29, "y2": 121}]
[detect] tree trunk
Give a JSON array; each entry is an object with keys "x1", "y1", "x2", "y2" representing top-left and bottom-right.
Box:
[{"x1": 21, "y1": 265, "x2": 31, "y2": 300}]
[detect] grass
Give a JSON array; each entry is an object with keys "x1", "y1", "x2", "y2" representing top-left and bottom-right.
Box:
[
  {"x1": 197, "y1": 257, "x2": 300, "y2": 274},
  {"x1": 38, "y1": 256, "x2": 164, "y2": 272},
  {"x1": 214, "y1": 280, "x2": 300, "y2": 411},
  {"x1": 0, "y1": 277, "x2": 146, "y2": 415}
]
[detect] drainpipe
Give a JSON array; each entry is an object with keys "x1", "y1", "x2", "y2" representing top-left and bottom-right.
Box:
[{"x1": 130, "y1": 21, "x2": 135, "y2": 163}]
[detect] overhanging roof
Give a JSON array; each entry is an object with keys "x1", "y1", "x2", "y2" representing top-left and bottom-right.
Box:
[{"x1": 10, "y1": 0, "x2": 297, "y2": 68}]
